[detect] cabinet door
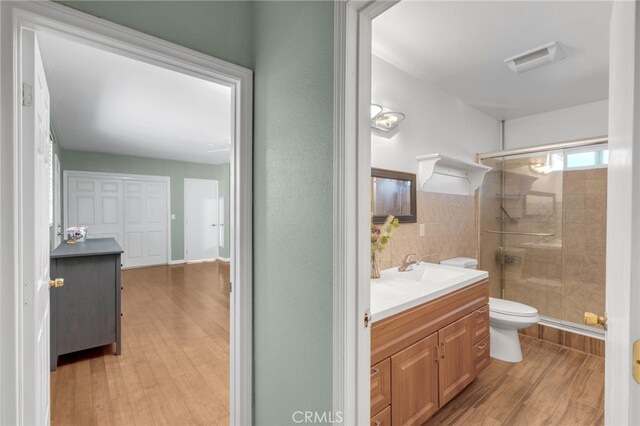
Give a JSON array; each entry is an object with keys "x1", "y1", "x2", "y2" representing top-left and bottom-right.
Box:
[
  {"x1": 391, "y1": 332, "x2": 439, "y2": 426},
  {"x1": 371, "y1": 405, "x2": 391, "y2": 426},
  {"x1": 55, "y1": 255, "x2": 116, "y2": 355},
  {"x1": 371, "y1": 358, "x2": 391, "y2": 416},
  {"x1": 473, "y1": 336, "x2": 490, "y2": 375},
  {"x1": 438, "y1": 315, "x2": 473, "y2": 406},
  {"x1": 471, "y1": 304, "x2": 490, "y2": 343}
]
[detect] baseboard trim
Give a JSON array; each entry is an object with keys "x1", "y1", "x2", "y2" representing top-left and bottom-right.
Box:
[
  {"x1": 170, "y1": 258, "x2": 229, "y2": 265},
  {"x1": 519, "y1": 323, "x2": 605, "y2": 358}
]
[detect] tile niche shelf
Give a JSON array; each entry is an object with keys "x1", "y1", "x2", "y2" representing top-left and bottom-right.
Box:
[{"x1": 417, "y1": 153, "x2": 492, "y2": 196}]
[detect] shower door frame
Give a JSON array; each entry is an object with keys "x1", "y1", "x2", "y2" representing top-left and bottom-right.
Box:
[{"x1": 477, "y1": 135, "x2": 609, "y2": 338}]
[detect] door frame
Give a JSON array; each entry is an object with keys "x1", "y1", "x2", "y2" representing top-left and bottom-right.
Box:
[
  {"x1": 333, "y1": 1, "x2": 398, "y2": 423},
  {"x1": 63, "y1": 170, "x2": 172, "y2": 268},
  {"x1": 334, "y1": 0, "x2": 639, "y2": 423},
  {"x1": 605, "y1": 2, "x2": 640, "y2": 424},
  {"x1": 183, "y1": 177, "x2": 219, "y2": 262},
  {"x1": 0, "y1": 2, "x2": 253, "y2": 425}
]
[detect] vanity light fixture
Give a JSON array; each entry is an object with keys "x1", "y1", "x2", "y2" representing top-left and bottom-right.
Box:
[{"x1": 371, "y1": 110, "x2": 406, "y2": 134}]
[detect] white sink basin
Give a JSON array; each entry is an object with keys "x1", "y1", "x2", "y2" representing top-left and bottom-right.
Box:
[{"x1": 371, "y1": 263, "x2": 488, "y2": 323}]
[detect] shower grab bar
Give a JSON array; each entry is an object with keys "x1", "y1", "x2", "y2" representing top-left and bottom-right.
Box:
[{"x1": 485, "y1": 230, "x2": 554, "y2": 237}]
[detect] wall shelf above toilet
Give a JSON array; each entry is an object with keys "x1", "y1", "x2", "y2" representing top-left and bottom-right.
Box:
[{"x1": 416, "y1": 153, "x2": 492, "y2": 196}]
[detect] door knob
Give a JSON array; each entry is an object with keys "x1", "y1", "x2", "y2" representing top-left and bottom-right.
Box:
[
  {"x1": 48, "y1": 278, "x2": 64, "y2": 288},
  {"x1": 584, "y1": 311, "x2": 607, "y2": 329}
]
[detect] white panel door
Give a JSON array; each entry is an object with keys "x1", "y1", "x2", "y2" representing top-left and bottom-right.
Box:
[
  {"x1": 123, "y1": 179, "x2": 169, "y2": 268},
  {"x1": 20, "y1": 30, "x2": 51, "y2": 426},
  {"x1": 185, "y1": 178, "x2": 219, "y2": 261},
  {"x1": 67, "y1": 176, "x2": 124, "y2": 244}
]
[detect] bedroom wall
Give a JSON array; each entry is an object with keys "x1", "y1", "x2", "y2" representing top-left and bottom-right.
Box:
[{"x1": 60, "y1": 149, "x2": 231, "y2": 260}]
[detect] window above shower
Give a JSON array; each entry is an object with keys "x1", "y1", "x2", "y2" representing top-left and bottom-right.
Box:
[{"x1": 565, "y1": 145, "x2": 609, "y2": 170}]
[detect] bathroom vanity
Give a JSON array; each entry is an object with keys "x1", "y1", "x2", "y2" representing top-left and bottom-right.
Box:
[{"x1": 370, "y1": 263, "x2": 489, "y2": 425}]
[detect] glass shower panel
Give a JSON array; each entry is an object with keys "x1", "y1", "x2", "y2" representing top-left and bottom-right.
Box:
[
  {"x1": 478, "y1": 144, "x2": 607, "y2": 331},
  {"x1": 478, "y1": 157, "x2": 505, "y2": 299},
  {"x1": 501, "y1": 150, "x2": 564, "y2": 319}
]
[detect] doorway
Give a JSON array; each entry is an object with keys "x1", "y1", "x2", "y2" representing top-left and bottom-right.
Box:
[
  {"x1": 334, "y1": 1, "x2": 640, "y2": 424},
  {"x1": 184, "y1": 178, "x2": 220, "y2": 262},
  {"x1": 0, "y1": 2, "x2": 253, "y2": 424}
]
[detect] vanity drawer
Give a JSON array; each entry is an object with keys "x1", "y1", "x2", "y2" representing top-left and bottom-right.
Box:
[
  {"x1": 471, "y1": 304, "x2": 490, "y2": 344},
  {"x1": 473, "y1": 336, "x2": 490, "y2": 375},
  {"x1": 371, "y1": 358, "x2": 391, "y2": 416},
  {"x1": 370, "y1": 405, "x2": 391, "y2": 426}
]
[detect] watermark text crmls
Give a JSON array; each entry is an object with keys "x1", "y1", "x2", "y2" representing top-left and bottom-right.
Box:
[{"x1": 291, "y1": 410, "x2": 344, "y2": 424}]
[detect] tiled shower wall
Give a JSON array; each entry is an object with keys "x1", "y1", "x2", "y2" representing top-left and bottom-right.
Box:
[
  {"x1": 561, "y1": 168, "x2": 607, "y2": 324},
  {"x1": 378, "y1": 191, "x2": 476, "y2": 270},
  {"x1": 480, "y1": 164, "x2": 607, "y2": 326}
]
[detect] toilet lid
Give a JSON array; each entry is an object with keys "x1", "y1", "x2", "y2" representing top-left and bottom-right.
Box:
[{"x1": 489, "y1": 297, "x2": 538, "y2": 317}]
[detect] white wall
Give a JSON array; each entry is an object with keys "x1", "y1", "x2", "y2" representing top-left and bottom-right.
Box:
[
  {"x1": 504, "y1": 99, "x2": 608, "y2": 149},
  {"x1": 371, "y1": 56, "x2": 500, "y2": 173}
]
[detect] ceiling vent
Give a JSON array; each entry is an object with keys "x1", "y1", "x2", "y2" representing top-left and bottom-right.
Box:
[{"x1": 504, "y1": 42, "x2": 565, "y2": 73}]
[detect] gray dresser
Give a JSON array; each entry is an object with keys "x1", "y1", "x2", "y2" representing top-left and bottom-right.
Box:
[{"x1": 50, "y1": 238, "x2": 124, "y2": 371}]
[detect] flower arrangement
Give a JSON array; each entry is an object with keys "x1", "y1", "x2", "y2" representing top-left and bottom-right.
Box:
[
  {"x1": 65, "y1": 226, "x2": 87, "y2": 244},
  {"x1": 371, "y1": 215, "x2": 400, "y2": 279}
]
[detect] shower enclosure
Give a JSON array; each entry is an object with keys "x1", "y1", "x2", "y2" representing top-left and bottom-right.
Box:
[{"x1": 478, "y1": 137, "x2": 608, "y2": 337}]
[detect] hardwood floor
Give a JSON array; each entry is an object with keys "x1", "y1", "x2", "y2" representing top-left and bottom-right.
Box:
[
  {"x1": 426, "y1": 335, "x2": 604, "y2": 426},
  {"x1": 50, "y1": 261, "x2": 231, "y2": 426}
]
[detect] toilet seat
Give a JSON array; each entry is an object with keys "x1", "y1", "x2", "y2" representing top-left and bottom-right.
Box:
[{"x1": 489, "y1": 297, "x2": 538, "y2": 317}]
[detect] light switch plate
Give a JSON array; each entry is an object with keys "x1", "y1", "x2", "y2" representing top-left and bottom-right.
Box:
[
  {"x1": 171, "y1": 213, "x2": 176, "y2": 220},
  {"x1": 420, "y1": 224, "x2": 425, "y2": 237}
]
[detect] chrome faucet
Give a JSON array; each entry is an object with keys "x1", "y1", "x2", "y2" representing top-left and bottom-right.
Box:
[{"x1": 398, "y1": 253, "x2": 421, "y2": 272}]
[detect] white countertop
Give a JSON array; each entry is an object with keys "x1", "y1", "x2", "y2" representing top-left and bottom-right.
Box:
[{"x1": 371, "y1": 263, "x2": 488, "y2": 323}]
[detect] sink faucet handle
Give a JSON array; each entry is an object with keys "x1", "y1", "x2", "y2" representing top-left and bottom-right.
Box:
[{"x1": 405, "y1": 253, "x2": 420, "y2": 263}]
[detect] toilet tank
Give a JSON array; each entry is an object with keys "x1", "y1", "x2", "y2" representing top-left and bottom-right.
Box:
[{"x1": 440, "y1": 257, "x2": 478, "y2": 269}]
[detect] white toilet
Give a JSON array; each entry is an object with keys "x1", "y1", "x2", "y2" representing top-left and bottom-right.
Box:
[
  {"x1": 488, "y1": 297, "x2": 539, "y2": 362},
  {"x1": 440, "y1": 257, "x2": 539, "y2": 363}
]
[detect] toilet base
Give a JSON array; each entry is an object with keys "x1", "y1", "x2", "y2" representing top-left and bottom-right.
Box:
[{"x1": 490, "y1": 326, "x2": 523, "y2": 363}]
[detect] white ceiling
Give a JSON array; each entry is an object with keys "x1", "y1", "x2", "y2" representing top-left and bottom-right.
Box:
[
  {"x1": 372, "y1": 1, "x2": 612, "y2": 120},
  {"x1": 38, "y1": 29, "x2": 232, "y2": 165}
]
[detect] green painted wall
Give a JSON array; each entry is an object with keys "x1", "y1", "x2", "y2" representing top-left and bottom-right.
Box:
[
  {"x1": 60, "y1": 149, "x2": 230, "y2": 260},
  {"x1": 56, "y1": 2, "x2": 336, "y2": 424},
  {"x1": 57, "y1": 1, "x2": 253, "y2": 69},
  {"x1": 252, "y1": 2, "x2": 334, "y2": 423}
]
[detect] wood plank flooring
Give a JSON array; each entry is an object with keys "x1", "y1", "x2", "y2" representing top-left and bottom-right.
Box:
[
  {"x1": 50, "y1": 261, "x2": 230, "y2": 426},
  {"x1": 426, "y1": 335, "x2": 604, "y2": 426}
]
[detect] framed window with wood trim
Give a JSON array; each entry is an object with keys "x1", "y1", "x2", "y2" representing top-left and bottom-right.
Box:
[{"x1": 371, "y1": 168, "x2": 417, "y2": 224}]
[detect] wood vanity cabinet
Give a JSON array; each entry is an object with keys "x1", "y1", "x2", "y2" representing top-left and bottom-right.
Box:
[{"x1": 371, "y1": 280, "x2": 490, "y2": 425}]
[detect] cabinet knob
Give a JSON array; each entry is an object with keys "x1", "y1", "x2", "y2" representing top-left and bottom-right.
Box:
[{"x1": 48, "y1": 278, "x2": 64, "y2": 288}]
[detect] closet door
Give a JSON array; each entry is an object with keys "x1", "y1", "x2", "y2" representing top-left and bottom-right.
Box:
[
  {"x1": 67, "y1": 176, "x2": 124, "y2": 244},
  {"x1": 123, "y1": 179, "x2": 168, "y2": 268},
  {"x1": 67, "y1": 174, "x2": 169, "y2": 268}
]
